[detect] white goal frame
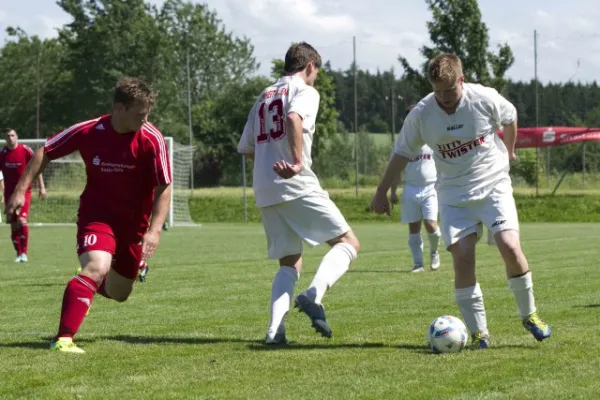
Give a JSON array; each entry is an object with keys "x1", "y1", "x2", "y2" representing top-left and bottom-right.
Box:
[{"x1": 0, "y1": 137, "x2": 198, "y2": 228}]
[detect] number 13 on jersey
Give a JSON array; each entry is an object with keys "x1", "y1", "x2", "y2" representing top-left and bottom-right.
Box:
[{"x1": 257, "y1": 98, "x2": 286, "y2": 143}]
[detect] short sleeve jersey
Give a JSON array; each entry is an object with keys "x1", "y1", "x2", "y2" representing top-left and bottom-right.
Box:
[{"x1": 44, "y1": 115, "x2": 172, "y2": 231}]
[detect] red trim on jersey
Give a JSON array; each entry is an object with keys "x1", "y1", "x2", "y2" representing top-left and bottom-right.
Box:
[
  {"x1": 142, "y1": 122, "x2": 171, "y2": 185},
  {"x1": 45, "y1": 118, "x2": 102, "y2": 153}
]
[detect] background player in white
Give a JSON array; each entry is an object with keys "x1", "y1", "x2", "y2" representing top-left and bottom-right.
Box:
[
  {"x1": 371, "y1": 53, "x2": 551, "y2": 349},
  {"x1": 390, "y1": 105, "x2": 441, "y2": 272},
  {"x1": 238, "y1": 42, "x2": 360, "y2": 345}
]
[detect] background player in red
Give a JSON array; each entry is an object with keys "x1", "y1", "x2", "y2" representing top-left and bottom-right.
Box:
[
  {"x1": 7, "y1": 77, "x2": 172, "y2": 353},
  {"x1": 0, "y1": 128, "x2": 46, "y2": 262}
]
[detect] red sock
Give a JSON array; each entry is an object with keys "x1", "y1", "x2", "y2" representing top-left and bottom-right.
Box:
[
  {"x1": 55, "y1": 275, "x2": 98, "y2": 340},
  {"x1": 20, "y1": 224, "x2": 29, "y2": 255},
  {"x1": 11, "y1": 229, "x2": 21, "y2": 255},
  {"x1": 96, "y1": 279, "x2": 112, "y2": 299}
]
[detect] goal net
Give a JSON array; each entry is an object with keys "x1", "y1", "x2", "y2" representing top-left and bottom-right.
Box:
[{"x1": 0, "y1": 137, "x2": 197, "y2": 227}]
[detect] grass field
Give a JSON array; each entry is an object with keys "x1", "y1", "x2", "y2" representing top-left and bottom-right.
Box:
[{"x1": 1, "y1": 223, "x2": 600, "y2": 399}]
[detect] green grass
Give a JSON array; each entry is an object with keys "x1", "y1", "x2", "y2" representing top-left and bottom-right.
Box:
[{"x1": 1, "y1": 223, "x2": 599, "y2": 398}]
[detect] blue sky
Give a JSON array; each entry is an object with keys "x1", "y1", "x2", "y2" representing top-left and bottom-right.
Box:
[{"x1": 1, "y1": 0, "x2": 598, "y2": 84}]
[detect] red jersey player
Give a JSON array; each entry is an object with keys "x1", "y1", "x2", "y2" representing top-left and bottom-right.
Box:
[
  {"x1": 7, "y1": 77, "x2": 172, "y2": 354},
  {"x1": 0, "y1": 128, "x2": 46, "y2": 262}
]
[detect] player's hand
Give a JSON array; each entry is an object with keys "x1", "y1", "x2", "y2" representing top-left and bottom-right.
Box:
[
  {"x1": 370, "y1": 189, "x2": 391, "y2": 216},
  {"x1": 39, "y1": 188, "x2": 47, "y2": 200},
  {"x1": 508, "y1": 151, "x2": 517, "y2": 161},
  {"x1": 273, "y1": 160, "x2": 302, "y2": 179},
  {"x1": 390, "y1": 191, "x2": 399, "y2": 205},
  {"x1": 6, "y1": 191, "x2": 25, "y2": 219},
  {"x1": 140, "y1": 229, "x2": 160, "y2": 262}
]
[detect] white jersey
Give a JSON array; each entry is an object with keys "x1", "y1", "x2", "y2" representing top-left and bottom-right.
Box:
[
  {"x1": 394, "y1": 83, "x2": 517, "y2": 205},
  {"x1": 402, "y1": 145, "x2": 436, "y2": 186},
  {"x1": 238, "y1": 75, "x2": 323, "y2": 207}
]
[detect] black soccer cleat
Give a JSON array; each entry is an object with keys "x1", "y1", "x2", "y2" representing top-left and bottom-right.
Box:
[
  {"x1": 137, "y1": 265, "x2": 150, "y2": 283},
  {"x1": 294, "y1": 292, "x2": 333, "y2": 338}
]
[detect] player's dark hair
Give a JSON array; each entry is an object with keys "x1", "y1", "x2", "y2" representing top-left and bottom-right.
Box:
[
  {"x1": 284, "y1": 42, "x2": 322, "y2": 74},
  {"x1": 113, "y1": 77, "x2": 156, "y2": 108},
  {"x1": 3, "y1": 127, "x2": 16, "y2": 135}
]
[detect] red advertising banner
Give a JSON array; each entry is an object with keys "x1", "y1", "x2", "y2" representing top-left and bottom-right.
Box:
[{"x1": 497, "y1": 127, "x2": 600, "y2": 148}]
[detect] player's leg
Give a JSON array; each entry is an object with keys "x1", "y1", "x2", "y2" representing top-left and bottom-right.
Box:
[
  {"x1": 407, "y1": 221, "x2": 425, "y2": 272},
  {"x1": 402, "y1": 185, "x2": 425, "y2": 272},
  {"x1": 289, "y1": 192, "x2": 359, "y2": 338},
  {"x1": 17, "y1": 192, "x2": 31, "y2": 262},
  {"x1": 10, "y1": 220, "x2": 21, "y2": 262},
  {"x1": 51, "y1": 225, "x2": 116, "y2": 353},
  {"x1": 441, "y1": 204, "x2": 489, "y2": 349},
  {"x1": 422, "y1": 189, "x2": 441, "y2": 270},
  {"x1": 260, "y1": 206, "x2": 302, "y2": 345},
  {"x1": 17, "y1": 217, "x2": 28, "y2": 262},
  {"x1": 105, "y1": 238, "x2": 145, "y2": 302},
  {"x1": 482, "y1": 191, "x2": 551, "y2": 342},
  {"x1": 51, "y1": 249, "x2": 113, "y2": 353}
]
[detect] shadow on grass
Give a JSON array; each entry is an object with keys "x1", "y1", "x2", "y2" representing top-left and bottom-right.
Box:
[
  {"x1": 573, "y1": 304, "x2": 600, "y2": 308},
  {"x1": 0, "y1": 336, "x2": 541, "y2": 353},
  {"x1": 248, "y1": 342, "x2": 433, "y2": 352},
  {"x1": 347, "y1": 270, "x2": 413, "y2": 274},
  {"x1": 0, "y1": 335, "x2": 257, "y2": 350}
]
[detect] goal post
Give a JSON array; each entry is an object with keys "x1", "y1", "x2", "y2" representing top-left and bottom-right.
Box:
[{"x1": 0, "y1": 137, "x2": 198, "y2": 227}]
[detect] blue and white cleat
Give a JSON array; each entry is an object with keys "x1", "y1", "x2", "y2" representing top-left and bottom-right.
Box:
[
  {"x1": 523, "y1": 312, "x2": 551, "y2": 342},
  {"x1": 294, "y1": 292, "x2": 332, "y2": 338}
]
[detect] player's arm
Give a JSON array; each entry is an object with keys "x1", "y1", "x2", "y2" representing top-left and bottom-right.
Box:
[
  {"x1": 238, "y1": 102, "x2": 257, "y2": 161},
  {"x1": 491, "y1": 89, "x2": 518, "y2": 160},
  {"x1": 371, "y1": 111, "x2": 424, "y2": 215},
  {"x1": 13, "y1": 148, "x2": 50, "y2": 197},
  {"x1": 141, "y1": 128, "x2": 173, "y2": 260},
  {"x1": 274, "y1": 88, "x2": 319, "y2": 179},
  {"x1": 0, "y1": 174, "x2": 4, "y2": 203},
  {"x1": 149, "y1": 184, "x2": 171, "y2": 234},
  {"x1": 390, "y1": 171, "x2": 402, "y2": 205}
]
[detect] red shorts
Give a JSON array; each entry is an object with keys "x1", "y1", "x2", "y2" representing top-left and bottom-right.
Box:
[
  {"x1": 5, "y1": 191, "x2": 31, "y2": 222},
  {"x1": 76, "y1": 222, "x2": 144, "y2": 280}
]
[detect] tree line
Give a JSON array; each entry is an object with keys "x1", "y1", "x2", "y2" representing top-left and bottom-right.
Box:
[{"x1": 0, "y1": 0, "x2": 598, "y2": 186}]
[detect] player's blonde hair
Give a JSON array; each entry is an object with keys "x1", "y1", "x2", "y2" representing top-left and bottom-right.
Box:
[
  {"x1": 284, "y1": 42, "x2": 322, "y2": 74},
  {"x1": 114, "y1": 77, "x2": 156, "y2": 108},
  {"x1": 427, "y1": 54, "x2": 463, "y2": 83}
]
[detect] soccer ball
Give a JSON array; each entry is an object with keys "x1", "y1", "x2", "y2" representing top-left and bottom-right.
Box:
[{"x1": 426, "y1": 315, "x2": 469, "y2": 353}]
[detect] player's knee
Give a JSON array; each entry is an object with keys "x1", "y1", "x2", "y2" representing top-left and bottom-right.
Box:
[
  {"x1": 279, "y1": 254, "x2": 302, "y2": 269},
  {"x1": 17, "y1": 217, "x2": 27, "y2": 226},
  {"x1": 423, "y1": 220, "x2": 437, "y2": 233}
]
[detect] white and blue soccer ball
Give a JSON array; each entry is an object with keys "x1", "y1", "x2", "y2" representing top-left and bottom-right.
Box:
[{"x1": 426, "y1": 315, "x2": 469, "y2": 353}]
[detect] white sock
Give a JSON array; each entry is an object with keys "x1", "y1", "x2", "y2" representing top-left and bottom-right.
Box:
[
  {"x1": 267, "y1": 266, "x2": 298, "y2": 338},
  {"x1": 305, "y1": 243, "x2": 357, "y2": 304},
  {"x1": 408, "y1": 233, "x2": 424, "y2": 266},
  {"x1": 428, "y1": 228, "x2": 441, "y2": 254},
  {"x1": 455, "y1": 283, "x2": 488, "y2": 336},
  {"x1": 508, "y1": 271, "x2": 536, "y2": 319}
]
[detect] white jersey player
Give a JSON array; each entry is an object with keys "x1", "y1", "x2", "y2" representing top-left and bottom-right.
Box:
[
  {"x1": 371, "y1": 53, "x2": 551, "y2": 349},
  {"x1": 238, "y1": 42, "x2": 360, "y2": 345},
  {"x1": 390, "y1": 127, "x2": 441, "y2": 272}
]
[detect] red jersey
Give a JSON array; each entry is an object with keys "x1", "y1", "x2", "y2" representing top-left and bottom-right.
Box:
[
  {"x1": 0, "y1": 143, "x2": 34, "y2": 196},
  {"x1": 44, "y1": 115, "x2": 172, "y2": 232}
]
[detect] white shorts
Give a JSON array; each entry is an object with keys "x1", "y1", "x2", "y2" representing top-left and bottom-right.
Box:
[
  {"x1": 401, "y1": 183, "x2": 438, "y2": 223},
  {"x1": 259, "y1": 191, "x2": 350, "y2": 260},
  {"x1": 440, "y1": 185, "x2": 519, "y2": 250}
]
